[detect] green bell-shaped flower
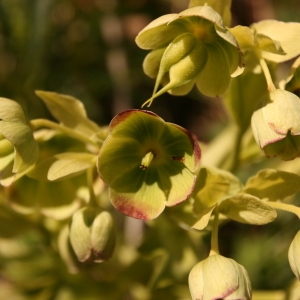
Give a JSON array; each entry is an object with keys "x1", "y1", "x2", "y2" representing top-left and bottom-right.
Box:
[
  {"x1": 97, "y1": 109, "x2": 201, "y2": 220},
  {"x1": 189, "y1": 254, "x2": 252, "y2": 300},
  {"x1": 136, "y1": 5, "x2": 244, "y2": 106},
  {"x1": 251, "y1": 89, "x2": 300, "y2": 160}
]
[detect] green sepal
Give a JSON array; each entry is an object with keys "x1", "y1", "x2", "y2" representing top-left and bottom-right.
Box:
[
  {"x1": 251, "y1": 20, "x2": 300, "y2": 63},
  {"x1": 188, "y1": 0, "x2": 232, "y2": 27},
  {"x1": 285, "y1": 56, "x2": 300, "y2": 93},
  {"x1": 244, "y1": 169, "x2": 300, "y2": 201},
  {"x1": 0, "y1": 98, "x2": 39, "y2": 175}
]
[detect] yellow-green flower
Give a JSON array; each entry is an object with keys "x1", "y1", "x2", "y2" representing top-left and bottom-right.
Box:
[
  {"x1": 136, "y1": 5, "x2": 244, "y2": 106},
  {"x1": 189, "y1": 254, "x2": 252, "y2": 300},
  {"x1": 97, "y1": 109, "x2": 201, "y2": 220}
]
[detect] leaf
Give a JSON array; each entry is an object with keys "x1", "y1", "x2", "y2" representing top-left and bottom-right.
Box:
[
  {"x1": 48, "y1": 152, "x2": 96, "y2": 181},
  {"x1": 35, "y1": 90, "x2": 100, "y2": 137},
  {"x1": 244, "y1": 169, "x2": 300, "y2": 201},
  {"x1": 218, "y1": 194, "x2": 277, "y2": 225},
  {"x1": 192, "y1": 205, "x2": 216, "y2": 230},
  {"x1": 192, "y1": 167, "x2": 242, "y2": 215}
]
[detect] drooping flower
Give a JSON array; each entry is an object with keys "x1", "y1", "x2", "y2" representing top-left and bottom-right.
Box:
[
  {"x1": 251, "y1": 89, "x2": 300, "y2": 160},
  {"x1": 97, "y1": 109, "x2": 201, "y2": 220},
  {"x1": 135, "y1": 5, "x2": 244, "y2": 106},
  {"x1": 189, "y1": 254, "x2": 252, "y2": 300}
]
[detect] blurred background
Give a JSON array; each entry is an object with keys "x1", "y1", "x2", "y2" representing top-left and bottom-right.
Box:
[{"x1": 0, "y1": 0, "x2": 299, "y2": 298}]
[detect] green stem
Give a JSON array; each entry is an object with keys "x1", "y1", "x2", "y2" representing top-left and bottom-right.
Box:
[
  {"x1": 267, "y1": 201, "x2": 300, "y2": 218},
  {"x1": 257, "y1": 55, "x2": 276, "y2": 92},
  {"x1": 229, "y1": 126, "x2": 243, "y2": 172},
  {"x1": 86, "y1": 166, "x2": 98, "y2": 207},
  {"x1": 30, "y1": 119, "x2": 98, "y2": 148},
  {"x1": 209, "y1": 207, "x2": 220, "y2": 256}
]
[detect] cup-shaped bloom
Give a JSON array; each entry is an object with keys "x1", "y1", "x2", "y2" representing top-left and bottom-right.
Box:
[
  {"x1": 97, "y1": 109, "x2": 201, "y2": 220},
  {"x1": 288, "y1": 230, "x2": 300, "y2": 280},
  {"x1": 0, "y1": 98, "x2": 39, "y2": 177},
  {"x1": 251, "y1": 89, "x2": 300, "y2": 160},
  {"x1": 136, "y1": 6, "x2": 244, "y2": 106},
  {"x1": 69, "y1": 207, "x2": 116, "y2": 263},
  {"x1": 189, "y1": 254, "x2": 252, "y2": 300}
]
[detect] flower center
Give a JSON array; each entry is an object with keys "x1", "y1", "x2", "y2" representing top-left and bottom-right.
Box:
[{"x1": 140, "y1": 151, "x2": 155, "y2": 170}]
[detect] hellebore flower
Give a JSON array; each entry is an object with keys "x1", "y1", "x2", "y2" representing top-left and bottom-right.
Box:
[
  {"x1": 97, "y1": 109, "x2": 201, "y2": 220},
  {"x1": 135, "y1": 5, "x2": 244, "y2": 106},
  {"x1": 251, "y1": 89, "x2": 300, "y2": 160},
  {"x1": 69, "y1": 207, "x2": 116, "y2": 263},
  {"x1": 189, "y1": 254, "x2": 252, "y2": 300},
  {"x1": 0, "y1": 98, "x2": 39, "y2": 180}
]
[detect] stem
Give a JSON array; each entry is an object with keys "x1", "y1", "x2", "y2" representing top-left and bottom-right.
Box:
[
  {"x1": 267, "y1": 201, "x2": 300, "y2": 218},
  {"x1": 229, "y1": 126, "x2": 243, "y2": 172},
  {"x1": 30, "y1": 119, "x2": 98, "y2": 148},
  {"x1": 86, "y1": 166, "x2": 98, "y2": 207},
  {"x1": 209, "y1": 207, "x2": 220, "y2": 256},
  {"x1": 258, "y1": 56, "x2": 276, "y2": 92}
]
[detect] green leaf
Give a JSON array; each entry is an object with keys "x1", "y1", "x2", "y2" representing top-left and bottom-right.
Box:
[
  {"x1": 244, "y1": 169, "x2": 300, "y2": 201},
  {"x1": 47, "y1": 152, "x2": 96, "y2": 181},
  {"x1": 225, "y1": 69, "x2": 268, "y2": 133},
  {"x1": 192, "y1": 205, "x2": 216, "y2": 230},
  {"x1": 218, "y1": 193, "x2": 277, "y2": 225},
  {"x1": 6, "y1": 175, "x2": 84, "y2": 219},
  {"x1": 35, "y1": 90, "x2": 100, "y2": 137},
  {"x1": 192, "y1": 167, "x2": 242, "y2": 215}
]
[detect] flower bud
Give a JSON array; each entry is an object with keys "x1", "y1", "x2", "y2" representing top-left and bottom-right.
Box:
[
  {"x1": 189, "y1": 254, "x2": 252, "y2": 300},
  {"x1": 69, "y1": 207, "x2": 116, "y2": 263},
  {"x1": 288, "y1": 230, "x2": 300, "y2": 280}
]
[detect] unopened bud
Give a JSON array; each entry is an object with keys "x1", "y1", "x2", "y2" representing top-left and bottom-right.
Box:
[
  {"x1": 69, "y1": 207, "x2": 116, "y2": 263},
  {"x1": 189, "y1": 254, "x2": 252, "y2": 300}
]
